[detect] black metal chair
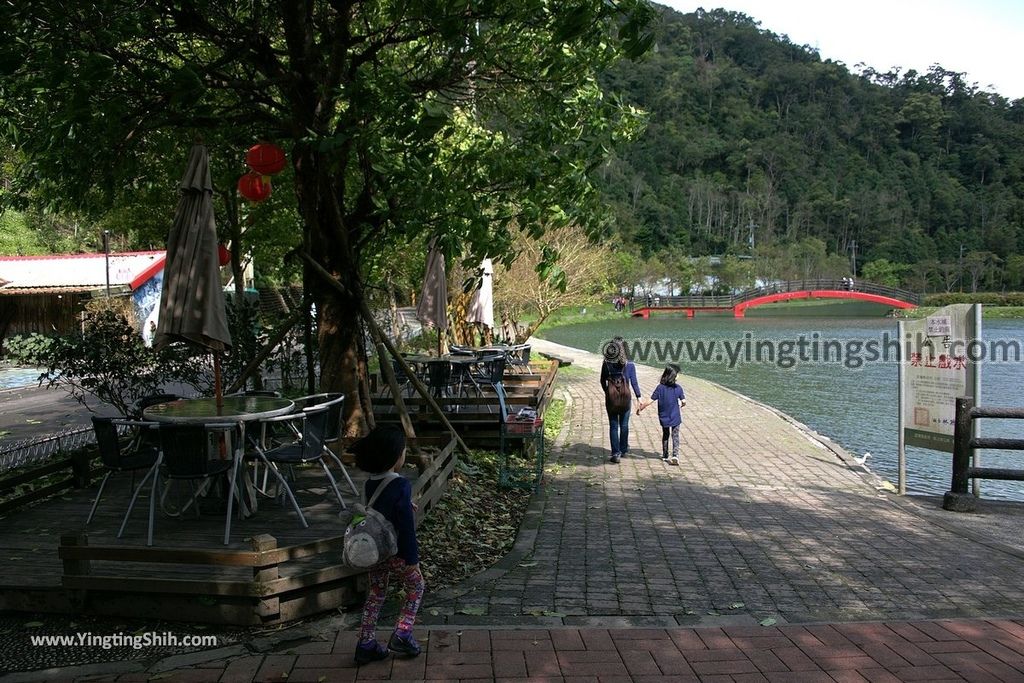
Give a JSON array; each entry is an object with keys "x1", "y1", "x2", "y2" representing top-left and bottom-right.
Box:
[
  {"x1": 286, "y1": 393, "x2": 356, "y2": 496},
  {"x1": 508, "y1": 344, "x2": 532, "y2": 374},
  {"x1": 143, "y1": 422, "x2": 242, "y2": 546},
  {"x1": 255, "y1": 405, "x2": 345, "y2": 515},
  {"x1": 87, "y1": 416, "x2": 160, "y2": 526}
]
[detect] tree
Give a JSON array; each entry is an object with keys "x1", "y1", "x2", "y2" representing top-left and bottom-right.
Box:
[
  {"x1": 0, "y1": 1, "x2": 654, "y2": 434},
  {"x1": 861, "y1": 259, "x2": 909, "y2": 288},
  {"x1": 493, "y1": 224, "x2": 612, "y2": 342}
]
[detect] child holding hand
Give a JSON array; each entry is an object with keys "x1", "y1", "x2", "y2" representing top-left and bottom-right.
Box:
[{"x1": 637, "y1": 364, "x2": 686, "y2": 465}]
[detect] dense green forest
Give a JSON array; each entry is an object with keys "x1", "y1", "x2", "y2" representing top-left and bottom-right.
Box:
[
  {"x1": 596, "y1": 5, "x2": 1024, "y2": 292},
  {"x1": 3, "y1": 4, "x2": 1024, "y2": 296}
]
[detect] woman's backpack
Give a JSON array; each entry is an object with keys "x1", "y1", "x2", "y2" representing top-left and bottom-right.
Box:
[
  {"x1": 341, "y1": 472, "x2": 400, "y2": 569},
  {"x1": 605, "y1": 363, "x2": 631, "y2": 415}
]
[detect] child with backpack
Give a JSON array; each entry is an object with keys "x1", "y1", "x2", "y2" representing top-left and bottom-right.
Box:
[
  {"x1": 601, "y1": 337, "x2": 643, "y2": 463},
  {"x1": 348, "y1": 425, "x2": 425, "y2": 665},
  {"x1": 638, "y1": 364, "x2": 686, "y2": 465}
]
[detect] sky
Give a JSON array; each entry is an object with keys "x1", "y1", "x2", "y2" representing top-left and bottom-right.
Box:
[{"x1": 659, "y1": 0, "x2": 1024, "y2": 100}]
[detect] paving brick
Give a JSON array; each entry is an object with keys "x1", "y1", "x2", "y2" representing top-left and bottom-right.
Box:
[
  {"x1": 525, "y1": 650, "x2": 562, "y2": 677},
  {"x1": 579, "y1": 630, "x2": 615, "y2": 651},
  {"x1": 492, "y1": 651, "x2": 528, "y2": 678},
  {"x1": 457, "y1": 630, "x2": 491, "y2": 652},
  {"x1": 650, "y1": 648, "x2": 697, "y2": 676},
  {"x1": 882, "y1": 639, "x2": 941, "y2": 667},
  {"x1": 253, "y1": 655, "x2": 295, "y2": 683},
  {"x1": 667, "y1": 630, "x2": 706, "y2": 651},
  {"x1": 888, "y1": 665, "x2": 961, "y2": 681},
  {"x1": 550, "y1": 629, "x2": 586, "y2": 650},
  {"x1": 219, "y1": 656, "x2": 263, "y2": 683},
  {"x1": 772, "y1": 646, "x2": 822, "y2": 672},
  {"x1": 918, "y1": 640, "x2": 981, "y2": 654},
  {"x1": 690, "y1": 658, "x2": 760, "y2": 676},
  {"x1": 282, "y1": 669, "x2": 356, "y2": 683}
]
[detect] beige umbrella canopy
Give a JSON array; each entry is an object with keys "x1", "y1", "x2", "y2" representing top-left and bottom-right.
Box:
[
  {"x1": 416, "y1": 238, "x2": 448, "y2": 354},
  {"x1": 154, "y1": 145, "x2": 232, "y2": 402}
]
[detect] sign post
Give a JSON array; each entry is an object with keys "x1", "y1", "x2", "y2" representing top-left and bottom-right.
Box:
[{"x1": 897, "y1": 303, "x2": 981, "y2": 494}]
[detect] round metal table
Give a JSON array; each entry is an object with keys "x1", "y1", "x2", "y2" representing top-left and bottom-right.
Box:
[
  {"x1": 143, "y1": 395, "x2": 295, "y2": 423},
  {"x1": 142, "y1": 395, "x2": 296, "y2": 537}
]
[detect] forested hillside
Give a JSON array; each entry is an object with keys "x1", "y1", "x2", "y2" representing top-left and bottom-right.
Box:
[{"x1": 596, "y1": 5, "x2": 1024, "y2": 292}]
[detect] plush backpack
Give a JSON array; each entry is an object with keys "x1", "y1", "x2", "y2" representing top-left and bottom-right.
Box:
[
  {"x1": 605, "y1": 362, "x2": 631, "y2": 415},
  {"x1": 341, "y1": 472, "x2": 400, "y2": 569}
]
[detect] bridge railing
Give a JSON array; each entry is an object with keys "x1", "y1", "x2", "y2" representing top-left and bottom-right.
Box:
[{"x1": 629, "y1": 279, "x2": 922, "y2": 311}]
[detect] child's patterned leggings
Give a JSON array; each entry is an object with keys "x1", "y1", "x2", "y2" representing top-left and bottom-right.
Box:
[
  {"x1": 358, "y1": 557, "x2": 426, "y2": 642},
  {"x1": 662, "y1": 425, "x2": 680, "y2": 458}
]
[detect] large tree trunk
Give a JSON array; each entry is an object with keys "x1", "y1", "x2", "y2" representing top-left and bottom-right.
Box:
[{"x1": 318, "y1": 290, "x2": 369, "y2": 437}]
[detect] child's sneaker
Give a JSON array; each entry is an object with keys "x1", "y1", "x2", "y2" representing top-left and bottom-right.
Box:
[
  {"x1": 354, "y1": 639, "x2": 389, "y2": 665},
  {"x1": 388, "y1": 631, "x2": 422, "y2": 657},
  {"x1": 669, "y1": 456, "x2": 679, "y2": 466}
]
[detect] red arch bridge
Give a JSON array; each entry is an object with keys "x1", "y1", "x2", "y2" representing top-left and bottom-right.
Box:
[{"x1": 630, "y1": 279, "x2": 922, "y2": 319}]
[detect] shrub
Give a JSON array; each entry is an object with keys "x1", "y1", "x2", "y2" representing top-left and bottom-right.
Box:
[
  {"x1": 2, "y1": 333, "x2": 54, "y2": 366},
  {"x1": 37, "y1": 309, "x2": 212, "y2": 416}
]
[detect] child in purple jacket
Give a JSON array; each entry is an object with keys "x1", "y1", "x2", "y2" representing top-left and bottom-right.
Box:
[{"x1": 638, "y1": 364, "x2": 686, "y2": 465}]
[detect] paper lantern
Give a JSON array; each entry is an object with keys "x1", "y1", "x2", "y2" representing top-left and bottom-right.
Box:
[
  {"x1": 237, "y1": 172, "x2": 271, "y2": 202},
  {"x1": 218, "y1": 244, "x2": 231, "y2": 267},
  {"x1": 245, "y1": 143, "x2": 287, "y2": 176}
]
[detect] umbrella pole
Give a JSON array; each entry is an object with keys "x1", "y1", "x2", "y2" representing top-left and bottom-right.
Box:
[{"x1": 214, "y1": 352, "x2": 224, "y2": 416}]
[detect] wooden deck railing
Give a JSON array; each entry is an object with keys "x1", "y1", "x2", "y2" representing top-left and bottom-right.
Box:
[{"x1": 57, "y1": 432, "x2": 459, "y2": 625}]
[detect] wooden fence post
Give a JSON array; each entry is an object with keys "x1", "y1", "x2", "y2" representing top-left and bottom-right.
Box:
[
  {"x1": 61, "y1": 533, "x2": 91, "y2": 609},
  {"x1": 943, "y1": 397, "x2": 977, "y2": 512},
  {"x1": 250, "y1": 534, "x2": 281, "y2": 620}
]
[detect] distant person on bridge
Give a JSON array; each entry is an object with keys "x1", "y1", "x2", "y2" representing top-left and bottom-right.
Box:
[
  {"x1": 637, "y1": 364, "x2": 686, "y2": 465},
  {"x1": 600, "y1": 337, "x2": 642, "y2": 464}
]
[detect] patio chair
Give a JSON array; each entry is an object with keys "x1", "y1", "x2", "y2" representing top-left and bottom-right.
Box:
[
  {"x1": 379, "y1": 359, "x2": 415, "y2": 401},
  {"x1": 130, "y1": 393, "x2": 180, "y2": 449},
  {"x1": 87, "y1": 416, "x2": 161, "y2": 526},
  {"x1": 508, "y1": 344, "x2": 532, "y2": 374},
  {"x1": 256, "y1": 404, "x2": 346, "y2": 514},
  {"x1": 288, "y1": 393, "x2": 356, "y2": 496},
  {"x1": 130, "y1": 422, "x2": 243, "y2": 546}
]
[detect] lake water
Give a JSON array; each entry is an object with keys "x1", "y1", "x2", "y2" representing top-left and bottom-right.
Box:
[{"x1": 540, "y1": 314, "x2": 1024, "y2": 501}]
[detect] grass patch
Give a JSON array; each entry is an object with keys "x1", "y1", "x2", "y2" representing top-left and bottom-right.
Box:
[
  {"x1": 556, "y1": 364, "x2": 594, "y2": 379},
  {"x1": 543, "y1": 398, "x2": 566, "y2": 443}
]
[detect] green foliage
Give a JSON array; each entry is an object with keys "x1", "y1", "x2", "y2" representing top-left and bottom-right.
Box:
[
  {"x1": 861, "y1": 259, "x2": 910, "y2": 288},
  {"x1": 36, "y1": 309, "x2": 212, "y2": 416},
  {"x1": 2, "y1": 333, "x2": 54, "y2": 366},
  {"x1": 596, "y1": 6, "x2": 1024, "y2": 292},
  {"x1": 923, "y1": 292, "x2": 1024, "y2": 307}
]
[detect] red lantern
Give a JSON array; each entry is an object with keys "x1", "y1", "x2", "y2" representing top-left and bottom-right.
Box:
[
  {"x1": 245, "y1": 143, "x2": 287, "y2": 176},
  {"x1": 237, "y1": 172, "x2": 272, "y2": 202},
  {"x1": 218, "y1": 244, "x2": 231, "y2": 267}
]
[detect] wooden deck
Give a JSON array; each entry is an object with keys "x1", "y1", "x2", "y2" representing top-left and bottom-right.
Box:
[
  {"x1": 372, "y1": 359, "x2": 560, "y2": 448},
  {"x1": 0, "y1": 433, "x2": 457, "y2": 625}
]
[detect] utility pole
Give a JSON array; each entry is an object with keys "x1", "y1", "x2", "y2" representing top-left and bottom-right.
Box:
[
  {"x1": 850, "y1": 240, "x2": 857, "y2": 276},
  {"x1": 958, "y1": 244, "x2": 965, "y2": 293},
  {"x1": 103, "y1": 230, "x2": 111, "y2": 297},
  {"x1": 747, "y1": 220, "x2": 756, "y2": 251}
]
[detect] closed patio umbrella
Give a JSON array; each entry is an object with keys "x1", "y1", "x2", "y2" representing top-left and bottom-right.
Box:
[
  {"x1": 466, "y1": 257, "x2": 494, "y2": 331},
  {"x1": 416, "y1": 238, "x2": 448, "y2": 354},
  {"x1": 154, "y1": 144, "x2": 232, "y2": 410}
]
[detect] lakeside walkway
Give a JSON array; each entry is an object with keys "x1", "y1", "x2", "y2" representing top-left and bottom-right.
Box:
[{"x1": 7, "y1": 338, "x2": 1024, "y2": 682}]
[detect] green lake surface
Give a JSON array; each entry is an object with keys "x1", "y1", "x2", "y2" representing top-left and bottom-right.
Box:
[{"x1": 540, "y1": 314, "x2": 1024, "y2": 501}]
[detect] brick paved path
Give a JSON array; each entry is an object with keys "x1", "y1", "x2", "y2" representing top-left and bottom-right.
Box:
[
  {"x1": 423, "y1": 339, "x2": 1024, "y2": 626},
  {"x1": 10, "y1": 338, "x2": 1024, "y2": 682}
]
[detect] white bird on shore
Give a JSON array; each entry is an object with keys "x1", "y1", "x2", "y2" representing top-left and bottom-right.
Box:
[{"x1": 853, "y1": 452, "x2": 871, "y2": 466}]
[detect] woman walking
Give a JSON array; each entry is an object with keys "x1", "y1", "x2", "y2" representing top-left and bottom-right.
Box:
[{"x1": 600, "y1": 336, "x2": 642, "y2": 463}]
